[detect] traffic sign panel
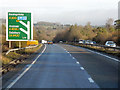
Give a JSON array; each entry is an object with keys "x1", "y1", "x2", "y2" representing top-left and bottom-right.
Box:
[{"x1": 6, "y1": 12, "x2": 33, "y2": 41}]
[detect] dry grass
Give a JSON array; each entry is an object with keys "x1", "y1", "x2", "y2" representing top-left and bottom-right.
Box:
[
  {"x1": 67, "y1": 43, "x2": 120, "y2": 57},
  {"x1": 1, "y1": 44, "x2": 42, "y2": 65}
]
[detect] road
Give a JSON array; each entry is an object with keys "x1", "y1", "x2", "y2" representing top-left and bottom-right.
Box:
[{"x1": 4, "y1": 44, "x2": 119, "y2": 88}]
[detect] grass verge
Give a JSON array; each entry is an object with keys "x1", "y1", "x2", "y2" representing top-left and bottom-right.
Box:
[
  {"x1": 66, "y1": 42, "x2": 120, "y2": 58},
  {"x1": 1, "y1": 44, "x2": 42, "y2": 66}
]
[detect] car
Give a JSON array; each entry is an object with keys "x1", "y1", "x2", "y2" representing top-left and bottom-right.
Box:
[
  {"x1": 48, "y1": 41, "x2": 53, "y2": 44},
  {"x1": 59, "y1": 41, "x2": 63, "y2": 43},
  {"x1": 89, "y1": 41, "x2": 94, "y2": 44},
  {"x1": 79, "y1": 40, "x2": 86, "y2": 44},
  {"x1": 85, "y1": 40, "x2": 91, "y2": 44},
  {"x1": 105, "y1": 41, "x2": 116, "y2": 47},
  {"x1": 93, "y1": 41, "x2": 96, "y2": 44}
]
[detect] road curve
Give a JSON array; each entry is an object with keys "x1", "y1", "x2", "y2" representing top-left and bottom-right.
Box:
[{"x1": 4, "y1": 44, "x2": 99, "y2": 88}]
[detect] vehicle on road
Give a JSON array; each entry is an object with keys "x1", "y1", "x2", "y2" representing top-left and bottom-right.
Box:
[
  {"x1": 93, "y1": 41, "x2": 96, "y2": 44},
  {"x1": 79, "y1": 40, "x2": 85, "y2": 44},
  {"x1": 48, "y1": 41, "x2": 53, "y2": 44},
  {"x1": 105, "y1": 41, "x2": 116, "y2": 47},
  {"x1": 42, "y1": 40, "x2": 47, "y2": 44},
  {"x1": 59, "y1": 41, "x2": 63, "y2": 43},
  {"x1": 89, "y1": 41, "x2": 94, "y2": 44}
]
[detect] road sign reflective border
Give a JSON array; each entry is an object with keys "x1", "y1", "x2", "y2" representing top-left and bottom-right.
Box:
[{"x1": 6, "y1": 11, "x2": 33, "y2": 41}]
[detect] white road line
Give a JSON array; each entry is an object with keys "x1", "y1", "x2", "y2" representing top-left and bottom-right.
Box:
[
  {"x1": 72, "y1": 57, "x2": 75, "y2": 59},
  {"x1": 6, "y1": 45, "x2": 46, "y2": 89},
  {"x1": 70, "y1": 54, "x2": 71, "y2": 56},
  {"x1": 76, "y1": 61, "x2": 79, "y2": 64},
  {"x1": 67, "y1": 51, "x2": 69, "y2": 53},
  {"x1": 88, "y1": 78, "x2": 94, "y2": 83},
  {"x1": 80, "y1": 67, "x2": 84, "y2": 70},
  {"x1": 87, "y1": 49, "x2": 120, "y2": 63}
]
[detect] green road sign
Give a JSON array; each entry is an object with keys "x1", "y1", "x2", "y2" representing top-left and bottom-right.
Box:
[{"x1": 6, "y1": 12, "x2": 33, "y2": 41}]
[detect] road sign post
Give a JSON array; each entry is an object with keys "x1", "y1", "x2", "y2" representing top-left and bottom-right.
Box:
[
  {"x1": 9, "y1": 41, "x2": 11, "y2": 48},
  {"x1": 6, "y1": 12, "x2": 33, "y2": 41},
  {"x1": 19, "y1": 41, "x2": 21, "y2": 48}
]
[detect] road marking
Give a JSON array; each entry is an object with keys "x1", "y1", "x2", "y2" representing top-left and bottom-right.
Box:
[
  {"x1": 88, "y1": 78, "x2": 94, "y2": 83},
  {"x1": 87, "y1": 49, "x2": 120, "y2": 63},
  {"x1": 67, "y1": 51, "x2": 69, "y2": 53},
  {"x1": 6, "y1": 44, "x2": 46, "y2": 89},
  {"x1": 64, "y1": 49, "x2": 66, "y2": 51},
  {"x1": 76, "y1": 61, "x2": 79, "y2": 64},
  {"x1": 70, "y1": 54, "x2": 71, "y2": 56},
  {"x1": 80, "y1": 67, "x2": 84, "y2": 70},
  {"x1": 72, "y1": 57, "x2": 75, "y2": 59}
]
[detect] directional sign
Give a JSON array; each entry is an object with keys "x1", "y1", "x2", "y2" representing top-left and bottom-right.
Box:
[{"x1": 6, "y1": 12, "x2": 33, "y2": 41}]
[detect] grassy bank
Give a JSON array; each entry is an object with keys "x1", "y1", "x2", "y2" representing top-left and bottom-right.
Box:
[
  {"x1": 66, "y1": 42, "x2": 120, "y2": 57},
  {"x1": 1, "y1": 44, "x2": 42, "y2": 66}
]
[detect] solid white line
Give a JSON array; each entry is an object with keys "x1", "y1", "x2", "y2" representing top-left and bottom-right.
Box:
[
  {"x1": 80, "y1": 67, "x2": 84, "y2": 70},
  {"x1": 88, "y1": 78, "x2": 94, "y2": 83},
  {"x1": 70, "y1": 54, "x2": 71, "y2": 56},
  {"x1": 87, "y1": 49, "x2": 120, "y2": 63},
  {"x1": 6, "y1": 45, "x2": 46, "y2": 88}
]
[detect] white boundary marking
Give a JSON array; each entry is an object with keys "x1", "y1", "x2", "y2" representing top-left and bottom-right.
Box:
[
  {"x1": 87, "y1": 49, "x2": 120, "y2": 63},
  {"x1": 88, "y1": 78, "x2": 94, "y2": 83},
  {"x1": 68, "y1": 44, "x2": 120, "y2": 63},
  {"x1": 72, "y1": 57, "x2": 75, "y2": 59},
  {"x1": 76, "y1": 61, "x2": 79, "y2": 64},
  {"x1": 6, "y1": 44, "x2": 46, "y2": 88},
  {"x1": 80, "y1": 67, "x2": 84, "y2": 70},
  {"x1": 6, "y1": 11, "x2": 33, "y2": 41}
]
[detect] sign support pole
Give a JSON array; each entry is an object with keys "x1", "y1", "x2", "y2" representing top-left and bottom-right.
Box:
[
  {"x1": 19, "y1": 41, "x2": 21, "y2": 48},
  {"x1": 9, "y1": 41, "x2": 11, "y2": 48}
]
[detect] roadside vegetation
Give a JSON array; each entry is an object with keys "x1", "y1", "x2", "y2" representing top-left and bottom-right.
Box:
[
  {"x1": 67, "y1": 42, "x2": 120, "y2": 57},
  {"x1": 0, "y1": 18, "x2": 119, "y2": 66},
  {"x1": 1, "y1": 44, "x2": 42, "y2": 66},
  {"x1": 54, "y1": 18, "x2": 120, "y2": 46}
]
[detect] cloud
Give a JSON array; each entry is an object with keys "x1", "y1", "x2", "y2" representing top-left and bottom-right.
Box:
[{"x1": 0, "y1": 0, "x2": 119, "y2": 25}]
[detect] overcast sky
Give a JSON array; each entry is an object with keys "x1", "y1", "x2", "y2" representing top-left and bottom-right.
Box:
[{"x1": 0, "y1": 0, "x2": 119, "y2": 25}]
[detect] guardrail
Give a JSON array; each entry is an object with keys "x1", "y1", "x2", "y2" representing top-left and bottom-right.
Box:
[
  {"x1": 82, "y1": 44, "x2": 120, "y2": 51},
  {"x1": 0, "y1": 45, "x2": 39, "y2": 75},
  {"x1": 6, "y1": 45, "x2": 38, "y2": 55}
]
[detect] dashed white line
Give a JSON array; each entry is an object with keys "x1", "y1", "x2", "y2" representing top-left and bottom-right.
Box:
[
  {"x1": 6, "y1": 44, "x2": 46, "y2": 88},
  {"x1": 72, "y1": 57, "x2": 75, "y2": 59},
  {"x1": 80, "y1": 67, "x2": 84, "y2": 70},
  {"x1": 88, "y1": 78, "x2": 94, "y2": 83},
  {"x1": 64, "y1": 49, "x2": 66, "y2": 51},
  {"x1": 76, "y1": 61, "x2": 79, "y2": 64},
  {"x1": 67, "y1": 51, "x2": 69, "y2": 53}
]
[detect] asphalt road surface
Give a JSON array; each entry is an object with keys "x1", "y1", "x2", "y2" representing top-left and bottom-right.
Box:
[{"x1": 4, "y1": 44, "x2": 119, "y2": 88}]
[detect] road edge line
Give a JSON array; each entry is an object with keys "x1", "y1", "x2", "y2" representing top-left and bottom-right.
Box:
[{"x1": 6, "y1": 44, "x2": 46, "y2": 89}]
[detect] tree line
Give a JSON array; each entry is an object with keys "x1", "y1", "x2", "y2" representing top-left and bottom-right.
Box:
[{"x1": 53, "y1": 18, "x2": 120, "y2": 45}]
